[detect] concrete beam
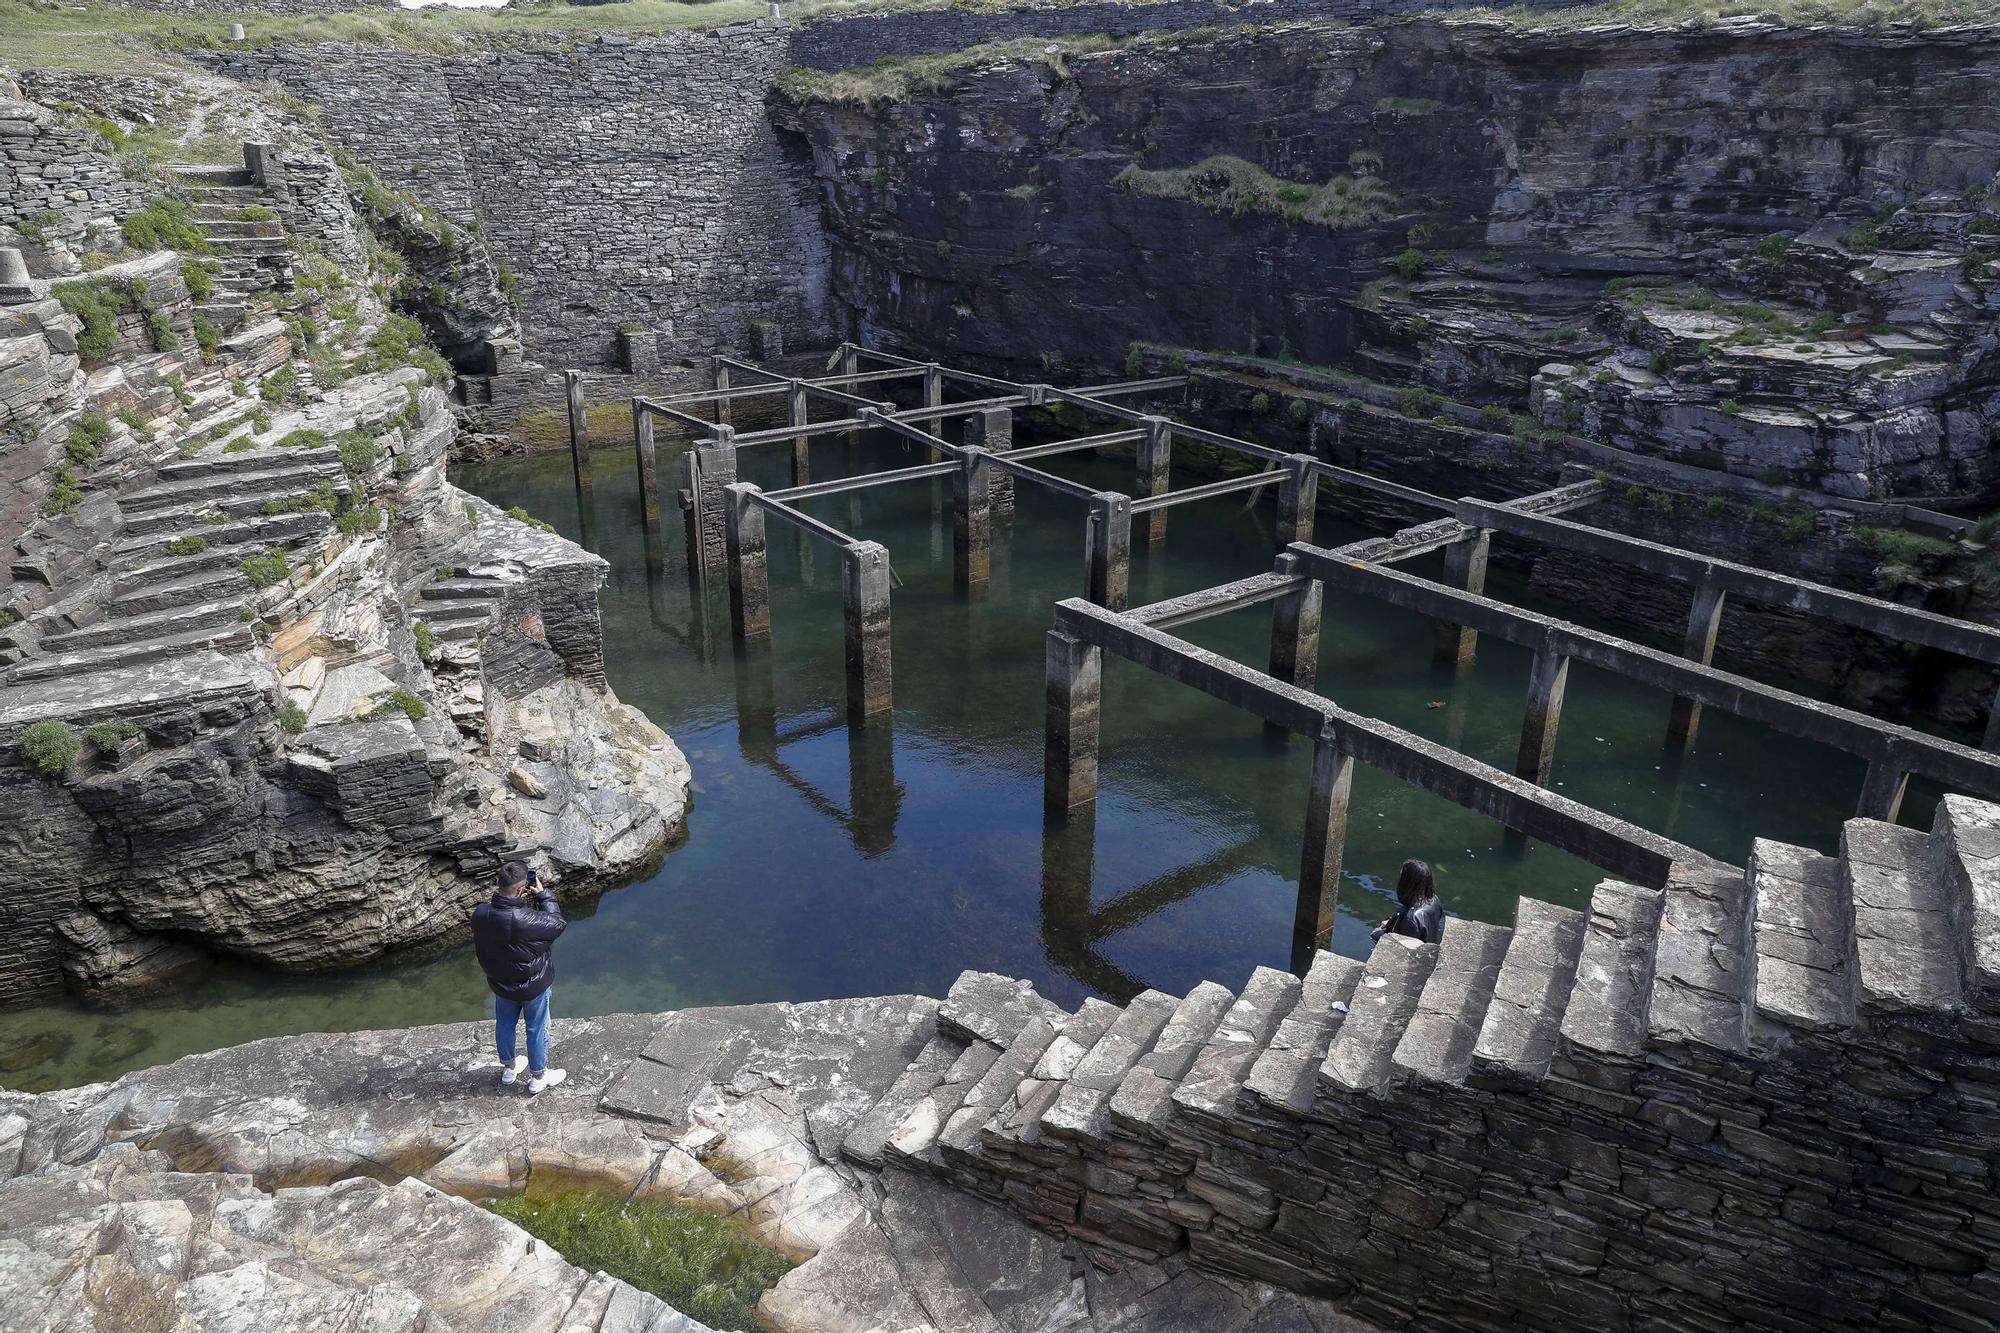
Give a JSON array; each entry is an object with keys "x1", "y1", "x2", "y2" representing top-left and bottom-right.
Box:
[{"x1": 1137, "y1": 570, "x2": 1307, "y2": 630}]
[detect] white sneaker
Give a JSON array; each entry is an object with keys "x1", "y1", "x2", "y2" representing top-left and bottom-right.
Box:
[
  {"x1": 499, "y1": 1055, "x2": 527, "y2": 1086},
  {"x1": 527, "y1": 1068, "x2": 567, "y2": 1095}
]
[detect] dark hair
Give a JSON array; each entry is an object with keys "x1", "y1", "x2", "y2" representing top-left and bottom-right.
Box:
[
  {"x1": 498, "y1": 860, "x2": 532, "y2": 893},
  {"x1": 1396, "y1": 859, "x2": 1436, "y2": 908}
]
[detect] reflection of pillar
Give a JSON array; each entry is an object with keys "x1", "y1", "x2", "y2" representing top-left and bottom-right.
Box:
[
  {"x1": 953, "y1": 446, "x2": 991, "y2": 594},
  {"x1": 968, "y1": 407, "x2": 1014, "y2": 515},
  {"x1": 1434, "y1": 530, "x2": 1491, "y2": 665},
  {"x1": 1666, "y1": 567, "x2": 1727, "y2": 752},
  {"x1": 1268, "y1": 554, "x2": 1323, "y2": 691},
  {"x1": 633, "y1": 400, "x2": 660, "y2": 534},
  {"x1": 1045, "y1": 628, "x2": 1102, "y2": 810},
  {"x1": 1277, "y1": 453, "x2": 1318, "y2": 550},
  {"x1": 1295, "y1": 728, "x2": 1353, "y2": 975},
  {"x1": 734, "y1": 648, "x2": 777, "y2": 765},
  {"x1": 1858, "y1": 757, "x2": 1908, "y2": 822},
  {"x1": 1086, "y1": 492, "x2": 1132, "y2": 611},
  {"x1": 843, "y1": 542, "x2": 893, "y2": 721},
  {"x1": 1040, "y1": 799, "x2": 1095, "y2": 961},
  {"x1": 847, "y1": 716, "x2": 901, "y2": 857},
  {"x1": 1135, "y1": 416, "x2": 1172, "y2": 544},
  {"x1": 1515, "y1": 637, "x2": 1570, "y2": 786},
  {"x1": 724, "y1": 483, "x2": 770, "y2": 647},
  {"x1": 789, "y1": 381, "x2": 811, "y2": 487}
]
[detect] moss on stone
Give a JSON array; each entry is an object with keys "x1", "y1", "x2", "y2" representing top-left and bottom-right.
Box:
[{"x1": 1115, "y1": 154, "x2": 1397, "y2": 230}]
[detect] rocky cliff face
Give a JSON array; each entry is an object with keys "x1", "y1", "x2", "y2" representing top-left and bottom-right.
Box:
[
  {"x1": 775, "y1": 18, "x2": 2000, "y2": 500},
  {"x1": 0, "y1": 73, "x2": 691, "y2": 1006}
]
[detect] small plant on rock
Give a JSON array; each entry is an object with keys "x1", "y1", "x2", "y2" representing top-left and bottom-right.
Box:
[
  {"x1": 166, "y1": 535, "x2": 209, "y2": 556},
  {"x1": 276, "y1": 704, "x2": 308, "y2": 735},
  {"x1": 20, "y1": 720, "x2": 81, "y2": 778},
  {"x1": 84, "y1": 720, "x2": 139, "y2": 751},
  {"x1": 240, "y1": 549, "x2": 291, "y2": 590},
  {"x1": 413, "y1": 621, "x2": 438, "y2": 659}
]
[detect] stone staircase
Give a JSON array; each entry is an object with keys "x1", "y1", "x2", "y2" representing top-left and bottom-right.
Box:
[
  {"x1": 5, "y1": 442, "x2": 349, "y2": 687},
  {"x1": 166, "y1": 159, "x2": 293, "y2": 334},
  {"x1": 838, "y1": 795, "x2": 2000, "y2": 1285}
]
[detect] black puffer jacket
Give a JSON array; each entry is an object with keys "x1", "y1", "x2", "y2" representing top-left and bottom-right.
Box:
[{"x1": 470, "y1": 890, "x2": 566, "y2": 1002}]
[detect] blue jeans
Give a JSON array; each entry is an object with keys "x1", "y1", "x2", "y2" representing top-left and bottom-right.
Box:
[{"x1": 495, "y1": 988, "x2": 551, "y2": 1076}]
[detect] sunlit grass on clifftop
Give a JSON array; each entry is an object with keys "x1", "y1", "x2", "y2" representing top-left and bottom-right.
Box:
[{"x1": 1441, "y1": 0, "x2": 2000, "y2": 28}]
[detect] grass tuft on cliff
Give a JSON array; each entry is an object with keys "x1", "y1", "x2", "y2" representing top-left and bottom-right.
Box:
[
  {"x1": 1444, "y1": 0, "x2": 2000, "y2": 29},
  {"x1": 484, "y1": 1192, "x2": 791, "y2": 1331},
  {"x1": 1115, "y1": 155, "x2": 1399, "y2": 229},
  {"x1": 772, "y1": 32, "x2": 1123, "y2": 105}
]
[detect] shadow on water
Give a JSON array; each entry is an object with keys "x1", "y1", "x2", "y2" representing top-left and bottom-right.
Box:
[{"x1": 0, "y1": 417, "x2": 1937, "y2": 1090}]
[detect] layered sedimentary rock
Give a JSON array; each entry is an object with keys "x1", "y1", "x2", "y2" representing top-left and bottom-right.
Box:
[
  {"x1": 0, "y1": 75, "x2": 691, "y2": 1004},
  {"x1": 775, "y1": 18, "x2": 2000, "y2": 499}
]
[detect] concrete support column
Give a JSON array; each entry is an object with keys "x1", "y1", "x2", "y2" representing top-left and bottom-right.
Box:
[
  {"x1": 688, "y1": 428, "x2": 736, "y2": 575},
  {"x1": 1277, "y1": 453, "x2": 1319, "y2": 550},
  {"x1": 923, "y1": 363, "x2": 943, "y2": 431},
  {"x1": 953, "y1": 445, "x2": 992, "y2": 594},
  {"x1": 1984, "y1": 683, "x2": 2000, "y2": 754},
  {"x1": 842, "y1": 541, "x2": 893, "y2": 721},
  {"x1": 788, "y1": 381, "x2": 811, "y2": 487},
  {"x1": 1135, "y1": 416, "x2": 1172, "y2": 544},
  {"x1": 1666, "y1": 568, "x2": 1728, "y2": 750},
  {"x1": 564, "y1": 370, "x2": 591, "y2": 496},
  {"x1": 839, "y1": 346, "x2": 861, "y2": 452},
  {"x1": 1086, "y1": 491, "x2": 1132, "y2": 611},
  {"x1": 967, "y1": 407, "x2": 1015, "y2": 516},
  {"x1": 1045, "y1": 628, "x2": 1102, "y2": 810},
  {"x1": 1268, "y1": 553, "x2": 1324, "y2": 691},
  {"x1": 724, "y1": 483, "x2": 770, "y2": 647},
  {"x1": 1858, "y1": 758, "x2": 1909, "y2": 822},
  {"x1": 1434, "y1": 529, "x2": 1491, "y2": 665},
  {"x1": 632, "y1": 400, "x2": 660, "y2": 534},
  {"x1": 713, "y1": 356, "x2": 731, "y2": 426},
  {"x1": 1515, "y1": 637, "x2": 1570, "y2": 786},
  {"x1": 1295, "y1": 727, "x2": 1354, "y2": 974}
]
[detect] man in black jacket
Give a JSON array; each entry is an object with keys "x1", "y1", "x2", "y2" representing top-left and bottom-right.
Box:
[{"x1": 472, "y1": 860, "x2": 567, "y2": 1094}]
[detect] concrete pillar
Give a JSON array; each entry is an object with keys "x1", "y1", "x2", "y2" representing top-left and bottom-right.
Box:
[
  {"x1": 842, "y1": 541, "x2": 893, "y2": 721},
  {"x1": 0, "y1": 248, "x2": 33, "y2": 302},
  {"x1": 1268, "y1": 553, "x2": 1323, "y2": 691},
  {"x1": 1515, "y1": 637, "x2": 1570, "y2": 786},
  {"x1": 724, "y1": 483, "x2": 770, "y2": 647},
  {"x1": 713, "y1": 356, "x2": 731, "y2": 426},
  {"x1": 564, "y1": 370, "x2": 591, "y2": 496},
  {"x1": 953, "y1": 445, "x2": 991, "y2": 593},
  {"x1": 632, "y1": 400, "x2": 660, "y2": 533},
  {"x1": 690, "y1": 427, "x2": 736, "y2": 575},
  {"x1": 1858, "y1": 758, "x2": 1909, "y2": 822},
  {"x1": 1434, "y1": 530, "x2": 1491, "y2": 665},
  {"x1": 1984, "y1": 682, "x2": 2000, "y2": 754},
  {"x1": 1277, "y1": 453, "x2": 1318, "y2": 550},
  {"x1": 923, "y1": 363, "x2": 943, "y2": 431},
  {"x1": 1666, "y1": 568, "x2": 1728, "y2": 750},
  {"x1": 1295, "y1": 728, "x2": 1354, "y2": 974},
  {"x1": 1086, "y1": 491, "x2": 1132, "y2": 612},
  {"x1": 1135, "y1": 415, "x2": 1172, "y2": 544},
  {"x1": 1045, "y1": 628, "x2": 1102, "y2": 810},
  {"x1": 967, "y1": 407, "x2": 1015, "y2": 515},
  {"x1": 788, "y1": 381, "x2": 810, "y2": 487}
]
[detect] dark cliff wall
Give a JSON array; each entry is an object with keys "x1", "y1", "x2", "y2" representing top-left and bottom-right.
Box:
[{"x1": 776, "y1": 20, "x2": 2000, "y2": 377}]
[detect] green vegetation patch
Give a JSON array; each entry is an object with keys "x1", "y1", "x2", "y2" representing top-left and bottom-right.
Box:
[
  {"x1": 1115, "y1": 155, "x2": 1397, "y2": 230},
  {"x1": 484, "y1": 1193, "x2": 792, "y2": 1332},
  {"x1": 20, "y1": 720, "x2": 81, "y2": 778},
  {"x1": 123, "y1": 196, "x2": 208, "y2": 254},
  {"x1": 1857, "y1": 525, "x2": 1954, "y2": 567}
]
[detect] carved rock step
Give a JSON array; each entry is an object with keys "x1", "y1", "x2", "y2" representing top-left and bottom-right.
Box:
[
  {"x1": 114, "y1": 509, "x2": 330, "y2": 560},
  {"x1": 939, "y1": 1012, "x2": 1059, "y2": 1162},
  {"x1": 1646, "y1": 861, "x2": 1756, "y2": 1054},
  {"x1": 122, "y1": 459, "x2": 343, "y2": 512},
  {"x1": 936, "y1": 970, "x2": 1065, "y2": 1047},
  {"x1": 885, "y1": 1037, "x2": 1003, "y2": 1167},
  {"x1": 1038, "y1": 988, "x2": 1179, "y2": 1146},
  {"x1": 167, "y1": 165, "x2": 255, "y2": 187},
  {"x1": 40, "y1": 598, "x2": 243, "y2": 653},
  {"x1": 1932, "y1": 795, "x2": 2000, "y2": 1007},
  {"x1": 1844, "y1": 818, "x2": 1965, "y2": 1015},
  {"x1": 1749, "y1": 839, "x2": 1855, "y2": 1034},
  {"x1": 1393, "y1": 918, "x2": 1513, "y2": 1087},
  {"x1": 1244, "y1": 951, "x2": 1364, "y2": 1114},
  {"x1": 1173, "y1": 965, "x2": 1302, "y2": 1126},
  {"x1": 841, "y1": 1032, "x2": 970, "y2": 1170},
  {"x1": 415, "y1": 598, "x2": 498, "y2": 627},
  {"x1": 7, "y1": 622, "x2": 255, "y2": 684},
  {"x1": 421, "y1": 578, "x2": 514, "y2": 602},
  {"x1": 159, "y1": 444, "x2": 343, "y2": 482},
  {"x1": 1105, "y1": 980, "x2": 1233, "y2": 1138},
  {"x1": 107, "y1": 563, "x2": 251, "y2": 616},
  {"x1": 1556, "y1": 879, "x2": 1666, "y2": 1060},
  {"x1": 1471, "y1": 895, "x2": 1586, "y2": 1085},
  {"x1": 1320, "y1": 935, "x2": 1436, "y2": 1097},
  {"x1": 981, "y1": 998, "x2": 1119, "y2": 1158}
]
